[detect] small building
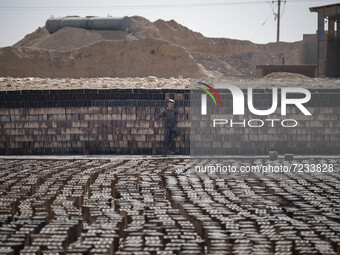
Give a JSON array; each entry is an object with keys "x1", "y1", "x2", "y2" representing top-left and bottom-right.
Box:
[
  {"x1": 310, "y1": 4, "x2": 340, "y2": 78},
  {"x1": 255, "y1": 34, "x2": 318, "y2": 78}
]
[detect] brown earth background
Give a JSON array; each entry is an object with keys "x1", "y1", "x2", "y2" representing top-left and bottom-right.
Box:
[{"x1": 0, "y1": 16, "x2": 305, "y2": 79}]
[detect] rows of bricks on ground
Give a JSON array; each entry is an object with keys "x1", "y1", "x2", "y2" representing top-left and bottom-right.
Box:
[
  {"x1": 0, "y1": 160, "x2": 99, "y2": 254},
  {"x1": 164, "y1": 158, "x2": 340, "y2": 254},
  {"x1": 0, "y1": 159, "x2": 205, "y2": 255},
  {"x1": 112, "y1": 160, "x2": 204, "y2": 254},
  {"x1": 1, "y1": 158, "x2": 339, "y2": 254},
  {"x1": 0, "y1": 159, "x2": 126, "y2": 255}
]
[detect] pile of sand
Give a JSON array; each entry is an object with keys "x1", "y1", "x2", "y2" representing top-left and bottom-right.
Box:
[
  {"x1": 132, "y1": 16, "x2": 304, "y2": 77},
  {"x1": 0, "y1": 16, "x2": 305, "y2": 78},
  {"x1": 2, "y1": 76, "x2": 339, "y2": 91},
  {"x1": 0, "y1": 38, "x2": 203, "y2": 78},
  {"x1": 0, "y1": 76, "x2": 191, "y2": 90},
  {"x1": 264, "y1": 72, "x2": 310, "y2": 79},
  {"x1": 14, "y1": 26, "x2": 137, "y2": 52}
]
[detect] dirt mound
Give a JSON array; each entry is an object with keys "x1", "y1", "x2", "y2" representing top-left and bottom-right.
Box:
[
  {"x1": 14, "y1": 27, "x2": 50, "y2": 48},
  {"x1": 123, "y1": 16, "x2": 305, "y2": 77},
  {"x1": 132, "y1": 16, "x2": 205, "y2": 47},
  {"x1": 0, "y1": 38, "x2": 204, "y2": 78},
  {"x1": 264, "y1": 72, "x2": 310, "y2": 79},
  {"x1": 14, "y1": 26, "x2": 137, "y2": 51},
  {"x1": 3, "y1": 16, "x2": 306, "y2": 78}
]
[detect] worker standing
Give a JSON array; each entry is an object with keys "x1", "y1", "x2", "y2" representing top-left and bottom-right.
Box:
[{"x1": 160, "y1": 99, "x2": 179, "y2": 155}]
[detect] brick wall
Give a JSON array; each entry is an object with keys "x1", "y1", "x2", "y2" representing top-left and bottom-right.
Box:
[
  {"x1": 190, "y1": 89, "x2": 340, "y2": 155},
  {"x1": 0, "y1": 89, "x2": 189, "y2": 155},
  {"x1": 0, "y1": 89, "x2": 339, "y2": 155}
]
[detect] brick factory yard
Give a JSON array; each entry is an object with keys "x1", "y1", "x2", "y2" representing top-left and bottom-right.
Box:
[{"x1": 0, "y1": 156, "x2": 339, "y2": 254}]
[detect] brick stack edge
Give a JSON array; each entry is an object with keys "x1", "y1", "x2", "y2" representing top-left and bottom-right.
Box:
[{"x1": 0, "y1": 88, "x2": 339, "y2": 155}]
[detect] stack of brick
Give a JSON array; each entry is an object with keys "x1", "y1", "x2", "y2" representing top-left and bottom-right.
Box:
[
  {"x1": 0, "y1": 88, "x2": 340, "y2": 155},
  {"x1": 0, "y1": 158, "x2": 339, "y2": 254},
  {"x1": 0, "y1": 89, "x2": 190, "y2": 155},
  {"x1": 163, "y1": 158, "x2": 340, "y2": 254}
]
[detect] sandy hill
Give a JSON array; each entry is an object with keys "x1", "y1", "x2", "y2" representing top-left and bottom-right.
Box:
[{"x1": 0, "y1": 16, "x2": 304, "y2": 78}]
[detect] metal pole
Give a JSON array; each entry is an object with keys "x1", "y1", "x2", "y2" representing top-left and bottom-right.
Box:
[{"x1": 277, "y1": 0, "x2": 281, "y2": 43}]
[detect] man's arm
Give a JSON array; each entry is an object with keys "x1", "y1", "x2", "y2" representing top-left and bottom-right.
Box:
[{"x1": 160, "y1": 109, "x2": 167, "y2": 120}]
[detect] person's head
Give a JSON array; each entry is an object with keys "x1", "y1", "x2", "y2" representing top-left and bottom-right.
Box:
[{"x1": 167, "y1": 99, "x2": 175, "y2": 109}]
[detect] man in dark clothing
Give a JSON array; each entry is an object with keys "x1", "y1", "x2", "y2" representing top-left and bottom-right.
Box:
[{"x1": 160, "y1": 99, "x2": 179, "y2": 155}]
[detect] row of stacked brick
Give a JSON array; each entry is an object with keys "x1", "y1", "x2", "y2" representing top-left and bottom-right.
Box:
[
  {"x1": 0, "y1": 158, "x2": 204, "y2": 255},
  {"x1": 163, "y1": 158, "x2": 340, "y2": 254},
  {"x1": 0, "y1": 158, "x2": 339, "y2": 254}
]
